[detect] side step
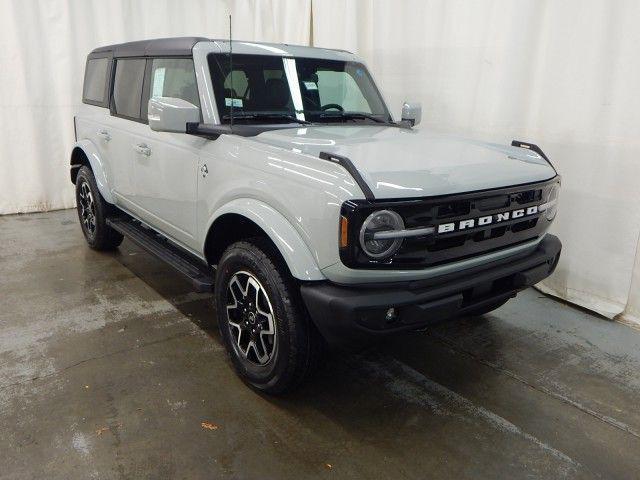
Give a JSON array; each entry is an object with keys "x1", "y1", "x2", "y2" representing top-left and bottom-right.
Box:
[{"x1": 106, "y1": 216, "x2": 214, "y2": 293}]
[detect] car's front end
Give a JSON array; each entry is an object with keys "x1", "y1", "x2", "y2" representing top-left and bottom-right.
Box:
[{"x1": 300, "y1": 176, "x2": 561, "y2": 345}]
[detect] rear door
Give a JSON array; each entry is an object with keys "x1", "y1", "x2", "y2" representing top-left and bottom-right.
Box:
[
  {"x1": 78, "y1": 54, "x2": 114, "y2": 188},
  {"x1": 106, "y1": 57, "x2": 148, "y2": 209},
  {"x1": 129, "y1": 57, "x2": 203, "y2": 250}
]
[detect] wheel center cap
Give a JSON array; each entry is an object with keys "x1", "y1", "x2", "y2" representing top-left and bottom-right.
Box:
[{"x1": 247, "y1": 312, "x2": 257, "y2": 324}]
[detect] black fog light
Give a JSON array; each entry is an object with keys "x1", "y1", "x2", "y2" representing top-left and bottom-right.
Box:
[{"x1": 385, "y1": 307, "x2": 398, "y2": 323}]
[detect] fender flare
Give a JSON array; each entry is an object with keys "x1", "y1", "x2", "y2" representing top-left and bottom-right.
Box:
[
  {"x1": 70, "y1": 139, "x2": 114, "y2": 204},
  {"x1": 204, "y1": 198, "x2": 325, "y2": 281}
]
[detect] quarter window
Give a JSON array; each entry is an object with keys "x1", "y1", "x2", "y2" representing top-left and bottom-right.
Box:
[
  {"x1": 83, "y1": 57, "x2": 109, "y2": 104},
  {"x1": 150, "y1": 58, "x2": 200, "y2": 108},
  {"x1": 112, "y1": 58, "x2": 146, "y2": 119}
]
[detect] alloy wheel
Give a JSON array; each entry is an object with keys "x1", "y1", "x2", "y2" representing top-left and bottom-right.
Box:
[
  {"x1": 226, "y1": 271, "x2": 277, "y2": 365},
  {"x1": 78, "y1": 181, "x2": 96, "y2": 237}
]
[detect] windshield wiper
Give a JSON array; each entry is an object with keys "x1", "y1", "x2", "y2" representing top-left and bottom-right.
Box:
[
  {"x1": 318, "y1": 112, "x2": 389, "y2": 124},
  {"x1": 223, "y1": 112, "x2": 311, "y2": 125}
]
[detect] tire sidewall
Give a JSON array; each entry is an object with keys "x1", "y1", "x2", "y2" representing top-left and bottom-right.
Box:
[
  {"x1": 76, "y1": 167, "x2": 103, "y2": 247},
  {"x1": 75, "y1": 166, "x2": 122, "y2": 250},
  {"x1": 216, "y1": 243, "x2": 298, "y2": 391}
]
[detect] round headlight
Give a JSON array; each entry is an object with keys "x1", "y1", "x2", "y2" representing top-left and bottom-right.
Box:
[
  {"x1": 544, "y1": 183, "x2": 560, "y2": 220},
  {"x1": 359, "y1": 210, "x2": 404, "y2": 259}
]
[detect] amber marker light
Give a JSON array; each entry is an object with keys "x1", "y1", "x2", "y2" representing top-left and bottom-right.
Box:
[{"x1": 340, "y1": 216, "x2": 349, "y2": 248}]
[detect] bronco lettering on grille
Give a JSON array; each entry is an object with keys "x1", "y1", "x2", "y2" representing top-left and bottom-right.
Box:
[{"x1": 437, "y1": 205, "x2": 540, "y2": 234}]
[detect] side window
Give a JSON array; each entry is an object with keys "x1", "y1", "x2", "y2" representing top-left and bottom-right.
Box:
[
  {"x1": 150, "y1": 58, "x2": 200, "y2": 108},
  {"x1": 316, "y1": 70, "x2": 371, "y2": 112},
  {"x1": 112, "y1": 58, "x2": 146, "y2": 119},
  {"x1": 83, "y1": 57, "x2": 109, "y2": 105}
]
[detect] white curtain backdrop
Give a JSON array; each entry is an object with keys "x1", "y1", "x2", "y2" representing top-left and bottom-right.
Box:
[
  {"x1": 0, "y1": 0, "x2": 310, "y2": 214},
  {"x1": 1, "y1": 0, "x2": 638, "y2": 325},
  {"x1": 310, "y1": 0, "x2": 640, "y2": 324}
]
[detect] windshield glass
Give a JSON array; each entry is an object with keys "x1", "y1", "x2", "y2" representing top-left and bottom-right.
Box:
[{"x1": 208, "y1": 53, "x2": 391, "y2": 124}]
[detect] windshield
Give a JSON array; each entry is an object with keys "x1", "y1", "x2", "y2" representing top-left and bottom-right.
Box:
[{"x1": 208, "y1": 53, "x2": 391, "y2": 124}]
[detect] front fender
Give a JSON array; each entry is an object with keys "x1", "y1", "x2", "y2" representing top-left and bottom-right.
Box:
[
  {"x1": 70, "y1": 139, "x2": 114, "y2": 204},
  {"x1": 205, "y1": 198, "x2": 325, "y2": 281}
]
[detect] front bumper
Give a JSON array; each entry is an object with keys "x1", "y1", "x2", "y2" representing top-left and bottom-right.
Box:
[{"x1": 301, "y1": 234, "x2": 561, "y2": 346}]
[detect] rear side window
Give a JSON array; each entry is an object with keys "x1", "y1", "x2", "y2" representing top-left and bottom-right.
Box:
[
  {"x1": 83, "y1": 57, "x2": 109, "y2": 105},
  {"x1": 150, "y1": 58, "x2": 200, "y2": 108},
  {"x1": 112, "y1": 58, "x2": 146, "y2": 120}
]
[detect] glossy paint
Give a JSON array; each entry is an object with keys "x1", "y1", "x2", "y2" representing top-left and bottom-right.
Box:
[
  {"x1": 252, "y1": 126, "x2": 557, "y2": 199},
  {"x1": 148, "y1": 97, "x2": 200, "y2": 133},
  {"x1": 75, "y1": 106, "x2": 206, "y2": 251},
  {"x1": 206, "y1": 198, "x2": 324, "y2": 280},
  {"x1": 196, "y1": 132, "x2": 360, "y2": 275},
  {"x1": 71, "y1": 138, "x2": 114, "y2": 203}
]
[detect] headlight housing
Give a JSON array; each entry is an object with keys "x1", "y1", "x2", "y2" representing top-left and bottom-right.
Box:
[
  {"x1": 543, "y1": 182, "x2": 560, "y2": 220},
  {"x1": 358, "y1": 210, "x2": 404, "y2": 259}
]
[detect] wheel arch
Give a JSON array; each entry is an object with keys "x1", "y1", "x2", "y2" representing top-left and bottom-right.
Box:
[
  {"x1": 203, "y1": 199, "x2": 325, "y2": 281},
  {"x1": 70, "y1": 140, "x2": 114, "y2": 204}
]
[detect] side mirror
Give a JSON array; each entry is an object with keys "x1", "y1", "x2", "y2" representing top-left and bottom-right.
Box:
[
  {"x1": 148, "y1": 97, "x2": 200, "y2": 133},
  {"x1": 401, "y1": 101, "x2": 422, "y2": 127}
]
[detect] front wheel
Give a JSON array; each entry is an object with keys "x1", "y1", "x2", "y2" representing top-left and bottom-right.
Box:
[{"x1": 215, "y1": 239, "x2": 325, "y2": 394}]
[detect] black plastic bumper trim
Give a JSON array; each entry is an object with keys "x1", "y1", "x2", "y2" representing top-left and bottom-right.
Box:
[{"x1": 300, "y1": 234, "x2": 561, "y2": 346}]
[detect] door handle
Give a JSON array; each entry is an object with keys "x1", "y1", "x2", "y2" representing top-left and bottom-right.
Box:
[
  {"x1": 97, "y1": 130, "x2": 111, "y2": 142},
  {"x1": 134, "y1": 143, "x2": 151, "y2": 157}
]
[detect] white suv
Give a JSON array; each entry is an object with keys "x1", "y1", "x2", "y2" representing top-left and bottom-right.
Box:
[{"x1": 71, "y1": 37, "x2": 561, "y2": 393}]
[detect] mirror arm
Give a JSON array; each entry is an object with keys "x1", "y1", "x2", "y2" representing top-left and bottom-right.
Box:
[
  {"x1": 186, "y1": 122, "x2": 297, "y2": 138},
  {"x1": 186, "y1": 122, "x2": 232, "y2": 139}
]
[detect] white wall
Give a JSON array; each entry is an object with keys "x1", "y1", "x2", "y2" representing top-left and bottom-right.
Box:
[
  {"x1": 311, "y1": 0, "x2": 640, "y2": 322},
  {"x1": 0, "y1": 0, "x2": 310, "y2": 214},
  {"x1": 1, "y1": 0, "x2": 638, "y2": 323},
  {"x1": 625, "y1": 238, "x2": 640, "y2": 325}
]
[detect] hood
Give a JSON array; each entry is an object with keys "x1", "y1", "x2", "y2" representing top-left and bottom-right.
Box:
[{"x1": 252, "y1": 126, "x2": 557, "y2": 199}]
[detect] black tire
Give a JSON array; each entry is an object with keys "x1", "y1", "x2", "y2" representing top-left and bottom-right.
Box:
[
  {"x1": 75, "y1": 166, "x2": 123, "y2": 250},
  {"x1": 467, "y1": 297, "x2": 510, "y2": 317},
  {"x1": 215, "y1": 239, "x2": 325, "y2": 394}
]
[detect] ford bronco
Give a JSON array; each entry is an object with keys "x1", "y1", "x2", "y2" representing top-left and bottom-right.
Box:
[{"x1": 71, "y1": 37, "x2": 561, "y2": 393}]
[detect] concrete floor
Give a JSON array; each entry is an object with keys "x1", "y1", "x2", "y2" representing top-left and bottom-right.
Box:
[{"x1": 1, "y1": 210, "x2": 640, "y2": 480}]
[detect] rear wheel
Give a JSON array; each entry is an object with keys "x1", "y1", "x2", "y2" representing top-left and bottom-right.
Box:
[
  {"x1": 215, "y1": 239, "x2": 325, "y2": 394},
  {"x1": 75, "y1": 166, "x2": 123, "y2": 250}
]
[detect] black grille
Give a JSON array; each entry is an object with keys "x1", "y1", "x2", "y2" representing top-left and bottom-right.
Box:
[{"x1": 340, "y1": 178, "x2": 557, "y2": 269}]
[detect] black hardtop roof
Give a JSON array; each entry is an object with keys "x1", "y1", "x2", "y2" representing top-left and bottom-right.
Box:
[
  {"x1": 90, "y1": 36, "x2": 208, "y2": 58},
  {"x1": 89, "y1": 36, "x2": 354, "y2": 59}
]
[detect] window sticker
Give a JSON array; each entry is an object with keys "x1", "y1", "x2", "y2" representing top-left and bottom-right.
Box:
[
  {"x1": 303, "y1": 81, "x2": 318, "y2": 90},
  {"x1": 225, "y1": 98, "x2": 243, "y2": 107},
  {"x1": 152, "y1": 68, "x2": 166, "y2": 97}
]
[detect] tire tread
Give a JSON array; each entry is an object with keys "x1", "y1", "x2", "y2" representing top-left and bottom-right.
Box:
[
  {"x1": 216, "y1": 238, "x2": 324, "y2": 394},
  {"x1": 76, "y1": 166, "x2": 123, "y2": 250}
]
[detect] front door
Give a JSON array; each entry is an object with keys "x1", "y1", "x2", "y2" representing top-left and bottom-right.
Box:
[
  {"x1": 130, "y1": 131, "x2": 203, "y2": 250},
  {"x1": 130, "y1": 58, "x2": 204, "y2": 250}
]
